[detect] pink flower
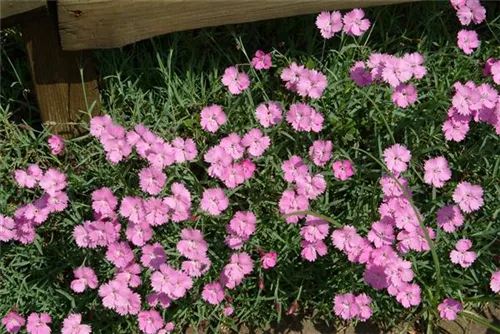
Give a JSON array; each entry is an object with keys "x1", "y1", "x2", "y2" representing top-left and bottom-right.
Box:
[
  {"x1": 202, "y1": 282, "x2": 225, "y2": 305},
  {"x1": 452, "y1": 181, "x2": 484, "y2": 213},
  {"x1": 402, "y1": 52, "x2": 427, "y2": 79},
  {"x1": 491, "y1": 61, "x2": 500, "y2": 85},
  {"x1": 204, "y1": 145, "x2": 232, "y2": 178},
  {"x1": 181, "y1": 256, "x2": 211, "y2": 277},
  {"x1": 355, "y1": 293, "x2": 373, "y2": 322},
  {"x1": 171, "y1": 137, "x2": 198, "y2": 163},
  {"x1": 89, "y1": 115, "x2": 112, "y2": 138},
  {"x1": 364, "y1": 264, "x2": 390, "y2": 290},
  {"x1": 71, "y1": 266, "x2": 98, "y2": 293},
  {"x1": 457, "y1": 29, "x2": 480, "y2": 55},
  {"x1": 242, "y1": 129, "x2": 270, "y2": 157},
  {"x1": 281, "y1": 156, "x2": 308, "y2": 183},
  {"x1": 220, "y1": 253, "x2": 254, "y2": 289},
  {"x1": 138, "y1": 310, "x2": 164, "y2": 334},
  {"x1": 147, "y1": 292, "x2": 171, "y2": 309},
  {"x1": 200, "y1": 105, "x2": 227, "y2": 133},
  {"x1": 251, "y1": 50, "x2": 272, "y2": 70},
  {"x1": 286, "y1": 103, "x2": 324, "y2": 133},
  {"x1": 223, "y1": 306, "x2": 234, "y2": 317},
  {"x1": 260, "y1": 252, "x2": 277, "y2": 269},
  {"x1": 48, "y1": 135, "x2": 64, "y2": 155},
  {"x1": 438, "y1": 298, "x2": 462, "y2": 321},
  {"x1": 144, "y1": 198, "x2": 169, "y2": 226},
  {"x1": 221, "y1": 66, "x2": 250, "y2": 95},
  {"x1": 115, "y1": 262, "x2": 142, "y2": 288},
  {"x1": 150, "y1": 264, "x2": 193, "y2": 300},
  {"x1": 296, "y1": 69, "x2": 328, "y2": 99},
  {"x1": 119, "y1": 196, "x2": 145, "y2": 223},
  {"x1": 39, "y1": 168, "x2": 67, "y2": 196},
  {"x1": 442, "y1": 117, "x2": 470, "y2": 142},
  {"x1": 450, "y1": 239, "x2": 477, "y2": 268},
  {"x1": 316, "y1": 11, "x2": 343, "y2": 39},
  {"x1": 126, "y1": 220, "x2": 153, "y2": 246},
  {"x1": 392, "y1": 83, "x2": 417, "y2": 108},
  {"x1": 333, "y1": 293, "x2": 358, "y2": 320},
  {"x1": 367, "y1": 53, "x2": 390, "y2": 81},
  {"x1": 385, "y1": 258, "x2": 414, "y2": 286},
  {"x1": 91, "y1": 187, "x2": 117, "y2": 216},
  {"x1": 200, "y1": 188, "x2": 229, "y2": 216},
  {"x1": 147, "y1": 142, "x2": 175, "y2": 169},
  {"x1": 138, "y1": 167, "x2": 166, "y2": 195},
  {"x1": 221, "y1": 163, "x2": 246, "y2": 189},
  {"x1": 331, "y1": 225, "x2": 359, "y2": 251},
  {"x1": 452, "y1": 83, "x2": 481, "y2": 116},
  {"x1": 61, "y1": 314, "x2": 91, "y2": 334},
  {"x1": 437, "y1": 205, "x2": 464, "y2": 232},
  {"x1": 279, "y1": 189, "x2": 309, "y2": 224},
  {"x1": 383, "y1": 144, "x2": 412, "y2": 174},
  {"x1": 368, "y1": 220, "x2": 395, "y2": 248},
  {"x1": 491, "y1": 271, "x2": 500, "y2": 293},
  {"x1": 220, "y1": 133, "x2": 244, "y2": 160},
  {"x1": 332, "y1": 160, "x2": 355, "y2": 181},
  {"x1": 2, "y1": 311, "x2": 25, "y2": 333},
  {"x1": 382, "y1": 56, "x2": 412, "y2": 87},
  {"x1": 14, "y1": 165, "x2": 41, "y2": 188},
  {"x1": 240, "y1": 159, "x2": 256, "y2": 179},
  {"x1": 350, "y1": 61, "x2": 373, "y2": 87},
  {"x1": 301, "y1": 239, "x2": 328, "y2": 262},
  {"x1": 456, "y1": 0, "x2": 486, "y2": 25},
  {"x1": 281, "y1": 62, "x2": 305, "y2": 92},
  {"x1": 177, "y1": 228, "x2": 208, "y2": 260},
  {"x1": 395, "y1": 283, "x2": 421, "y2": 308},
  {"x1": 380, "y1": 174, "x2": 408, "y2": 198},
  {"x1": 309, "y1": 140, "x2": 333, "y2": 167},
  {"x1": 301, "y1": 216, "x2": 329, "y2": 243},
  {"x1": 296, "y1": 173, "x2": 327, "y2": 200},
  {"x1": 26, "y1": 313, "x2": 51, "y2": 334},
  {"x1": 228, "y1": 211, "x2": 256, "y2": 239},
  {"x1": 343, "y1": 9, "x2": 370, "y2": 36},
  {"x1": 255, "y1": 102, "x2": 282, "y2": 128},
  {"x1": 141, "y1": 243, "x2": 167, "y2": 270},
  {"x1": 106, "y1": 242, "x2": 134, "y2": 268},
  {"x1": 0, "y1": 215, "x2": 15, "y2": 242},
  {"x1": 423, "y1": 156, "x2": 452, "y2": 188}
]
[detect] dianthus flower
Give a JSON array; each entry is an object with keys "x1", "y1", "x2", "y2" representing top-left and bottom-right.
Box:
[
  {"x1": 260, "y1": 252, "x2": 277, "y2": 269},
  {"x1": 200, "y1": 105, "x2": 227, "y2": 133},
  {"x1": 150, "y1": 264, "x2": 193, "y2": 300},
  {"x1": 368, "y1": 220, "x2": 395, "y2": 248},
  {"x1": 202, "y1": 282, "x2": 225, "y2": 305},
  {"x1": 423, "y1": 156, "x2": 452, "y2": 188},
  {"x1": 220, "y1": 133, "x2": 244, "y2": 160},
  {"x1": 286, "y1": 103, "x2": 323, "y2": 132},
  {"x1": 61, "y1": 313, "x2": 91, "y2": 334},
  {"x1": 316, "y1": 11, "x2": 343, "y2": 39},
  {"x1": 281, "y1": 62, "x2": 305, "y2": 92},
  {"x1": 450, "y1": 239, "x2": 477, "y2": 268},
  {"x1": 177, "y1": 228, "x2": 208, "y2": 260},
  {"x1": 350, "y1": 61, "x2": 373, "y2": 87},
  {"x1": 453, "y1": 181, "x2": 483, "y2": 213},
  {"x1": 355, "y1": 293, "x2": 373, "y2": 322},
  {"x1": 456, "y1": 0, "x2": 486, "y2": 25},
  {"x1": 438, "y1": 298, "x2": 462, "y2": 321},
  {"x1": 115, "y1": 262, "x2": 142, "y2": 288},
  {"x1": 141, "y1": 243, "x2": 167, "y2": 270},
  {"x1": 281, "y1": 156, "x2": 308, "y2": 183},
  {"x1": 171, "y1": 137, "x2": 197, "y2": 163},
  {"x1": 255, "y1": 102, "x2": 282, "y2": 128},
  {"x1": 126, "y1": 220, "x2": 153, "y2": 247},
  {"x1": 383, "y1": 144, "x2": 412, "y2": 174},
  {"x1": 181, "y1": 255, "x2": 211, "y2": 277},
  {"x1": 48, "y1": 135, "x2": 64, "y2": 155},
  {"x1": 332, "y1": 160, "x2": 355, "y2": 181},
  {"x1": 227, "y1": 211, "x2": 256, "y2": 239},
  {"x1": 402, "y1": 52, "x2": 427, "y2": 79},
  {"x1": 301, "y1": 239, "x2": 328, "y2": 262},
  {"x1": 221, "y1": 66, "x2": 250, "y2": 95},
  {"x1": 26, "y1": 313, "x2": 51, "y2": 334},
  {"x1": 343, "y1": 9, "x2": 370, "y2": 36},
  {"x1": 1, "y1": 311, "x2": 25, "y2": 333},
  {"x1": 13, "y1": 164, "x2": 42, "y2": 188},
  {"x1": 106, "y1": 242, "x2": 134, "y2": 268},
  {"x1": 333, "y1": 293, "x2": 359, "y2": 320},
  {"x1": 442, "y1": 116, "x2": 470, "y2": 142},
  {"x1": 147, "y1": 142, "x2": 175, "y2": 169},
  {"x1": 251, "y1": 50, "x2": 272, "y2": 70},
  {"x1": 300, "y1": 216, "x2": 329, "y2": 242},
  {"x1": 382, "y1": 56, "x2": 412, "y2": 87},
  {"x1": 296, "y1": 69, "x2": 328, "y2": 99},
  {"x1": 144, "y1": 198, "x2": 169, "y2": 226},
  {"x1": 392, "y1": 83, "x2": 417, "y2": 108},
  {"x1": 491, "y1": 271, "x2": 500, "y2": 293},
  {"x1": 138, "y1": 167, "x2": 166, "y2": 195},
  {"x1": 204, "y1": 145, "x2": 232, "y2": 178},
  {"x1": 437, "y1": 205, "x2": 464, "y2": 232},
  {"x1": 200, "y1": 188, "x2": 229, "y2": 216},
  {"x1": 395, "y1": 283, "x2": 421, "y2": 308},
  {"x1": 457, "y1": 29, "x2": 480, "y2": 54},
  {"x1": 241, "y1": 129, "x2": 270, "y2": 157},
  {"x1": 220, "y1": 252, "x2": 254, "y2": 289},
  {"x1": 138, "y1": 310, "x2": 164, "y2": 334},
  {"x1": 296, "y1": 173, "x2": 326, "y2": 199},
  {"x1": 39, "y1": 168, "x2": 67, "y2": 196},
  {"x1": 71, "y1": 266, "x2": 98, "y2": 293},
  {"x1": 0, "y1": 215, "x2": 16, "y2": 242},
  {"x1": 91, "y1": 187, "x2": 117, "y2": 216},
  {"x1": 309, "y1": 140, "x2": 333, "y2": 167},
  {"x1": 364, "y1": 264, "x2": 390, "y2": 290}
]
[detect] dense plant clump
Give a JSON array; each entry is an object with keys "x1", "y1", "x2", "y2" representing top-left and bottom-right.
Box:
[{"x1": 1, "y1": 1, "x2": 499, "y2": 333}]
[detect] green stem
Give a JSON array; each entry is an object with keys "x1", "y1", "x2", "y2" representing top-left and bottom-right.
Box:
[
  {"x1": 354, "y1": 147, "x2": 442, "y2": 304},
  {"x1": 281, "y1": 210, "x2": 343, "y2": 228},
  {"x1": 460, "y1": 310, "x2": 500, "y2": 333},
  {"x1": 358, "y1": 90, "x2": 396, "y2": 144}
]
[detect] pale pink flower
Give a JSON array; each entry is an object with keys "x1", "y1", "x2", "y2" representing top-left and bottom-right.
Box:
[
  {"x1": 392, "y1": 83, "x2": 417, "y2": 108},
  {"x1": 138, "y1": 167, "x2": 166, "y2": 195},
  {"x1": 296, "y1": 69, "x2": 328, "y2": 99},
  {"x1": 383, "y1": 144, "x2": 411, "y2": 174},
  {"x1": 343, "y1": 9, "x2": 370, "y2": 36},
  {"x1": 204, "y1": 145, "x2": 232, "y2": 178},
  {"x1": 61, "y1": 314, "x2": 91, "y2": 334},
  {"x1": 91, "y1": 187, "x2": 117, "y2": 216},
  {"x1": 220, "y1": 133, "x2": 244, "y2": 160},
  {"x1": 144, "y1": 198, "x2": 169, "y2": 226},
  {"x1": 385, "y1": 258, "x2": 414, "y2": 286},
  {"x1": 200, "y1": 188, "x2": 229, "y2": 216},
  {"x1": 39, "y1": 168, "x2": 67, "y2": 196},
  {"x1": 221, "y1": 66, "x2": 250, "y2": 95},
  {"x1": 380, "y1": 174, "x2": 408, "y2": 198},
  {"x1": 316, "y1": 11, "x2": 343, "y2": 39},
  {"x1": 255, "y1": 102, "x2": 282, "y2": 128},
  {"x1": 332, "y1": 160, "x2": 355, "y2": 181},
  {"x1": 281, "y1": 156, "x2": 308, "y2": 183},
  {"x1": 115, "y1": 262, "x2": 142, "y2": 288},
  {"x1": 382, "y1": 56, "x2": 412, "y2": 87},
  {"x1": 438, "y1": 298, "x2": 462, "y2": 321},
  {"x1": 491, "y1": 62, "x2": 500, "y2": 85},
  {"x1": 26, "y1": 313, "x2": 51, "y2": 334},
  {"x1": 126, "y1": 221, "x2": 153, "y2": 247},
  {"x1": 367, "y1": 53, "x2": 390, "y2": 81},
  {"x1": 331, "y1": 225, "x2": 359, "y2": 251},
  {"x1": 171, "y1": 137, "x2": 198, "y2": 163},
  {"x1": 355, "y1": 293, "x2": 373, "y2": 322},
  {"x1": 106, "y1": 242, "x2": 134, "y2": 268},
  {"x1": 251, "y1": 50, "x2": 272, "y2": 70},
  {"x1": 2, "y1": 311, "x2": 25, "y2": 333},
  {"x1": 147, "y1": 142, "x2": 175, "y2": 169},
  {"x1": 286, "y1": 103, "x2": 323, "y2": 132},
  {"x1": 221, "y1": 163, "x2": 245, "y2": 189},
  {"x1": 301, "y1": 216, "x2": 329, "y2": 243},
  {"x1": 395, "y1": 283, "x2": 421, "y2": 308},
  {"x1": 491, "y1": 271, "x2": 500, "y2": 293},
  {"x1": 181, "y1": 256, "x2": 211, "y2": 277},
  {"x1": 442, "y1": 117, "x2": 470, "y2": 142},
  {"x1": 301, "y1": 239, "x2": 327, "y2": 262},
  {"x1": 89, "y1": 115, "x2": 112, "y2": 139},
  {"x1": 202, "y1": 282, "x2": 225, "y2": 305},
  {"x1": 200, "y1": 105, "x2": 227, "y2": 133},
  {"x1": 241, "y1": 128, "x2": 270, "y2": 157},
  {"x1": 402, "y1": 52, "x2": 427, "y2": 79},
  {"x1": 281, "y1": 62, "x2": 305, "y2": 92},
  {"x1": 260, "y1": 252, "x2": 277, "y2": 269},
  {"x1": 141, "y1": 243, "x2": 167, "y2": 270},
  {"x1": 14, "y1": 169, "x2": 37, "y2": 188},
  {"x1": 424, "y1": 156, "x2": 452, "y2": 188},
  {"x1": 71, "y1": 266, "x2": 98, "y2": 293},
  {"x1": 368, "y1": 220, "x2": 395, "y2": 248},
  {"x1": 350, "y1": 61, "x2": 373, "y2": 87},
  {"x1": 150, "y1": 264, "x2": 193, "y2": 300},
  {"x1": 0, "y1": 215, "x2": 15, "y2": 242},
  {"x1": 223, "y1": 306, "x2": 234, "y2": 317},
  {"x1": 450, "y1": 239, "x2": 477, "y2": 268},
  {"x1": 220, "y1": 253, "x2": 254, "y2": 289},
  {"x1": 457, "y1": 29, "x2": 480, "y2": 54},
  {"x1": 333, "y1": 293, "x2": 359, "y2": 320},
  {"x1": 309, "y1": 140, "x2": 333, "y2": 167},
  {"x1": 138, "y1": 310, "x2": 164, "y2": 334},
  {"x1": 279, "y1": 189, "x2": 309, "y2": 224},
  {"x1": 228, "y1": 211, "x2": 257, "y2": 239},
  {"x1": 48, "y1": 135, "x2": 64, "y2": 155},
  {"x1": 296, "y1": 173, "x2": 327, "y2": 200},
  {"x1": 437, "y1": 205, "x2": 464, "y2": 233},
  {"x1": 452, "y1": 181, "x2": 484, "y2": 213},
  {"x1": 119, "y1": 196, "x2": 145, "y2": 223},
  {"x1": 177, "y1": 228, "x2": 208, "y2": 260}
]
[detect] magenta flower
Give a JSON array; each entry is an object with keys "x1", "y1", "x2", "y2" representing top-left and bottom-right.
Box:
[
  {"x1": 423, "y1": 156, "x2": 451, "y2": 188},
  {"x1": 147, "y1": 292, "x2": 171, "y2": 309},
  {"x1": 437, "y1": 205, "x2": 464, "y2": 233},
  {"x1": 333, "y1": 293, "x2": 359, "y2": 320},
  {"x1": 202, "y1": 282, "x2": 225, "y2": 305},
  {"x1": 364, "y1": 264, "x2": 390, "y2": 290},
  {"x1": 332, "y1": 160, "x2": 355, "y2": 181},
  {"x1": 260, "y1": 252, "x2": 277, "y2": 269},
  {"x1": 220, "y1": 133, "x2": 244, "y2": 160},
  {"x1": 457, "y1": 29, "x2": 480, "y2": 54},
  {"x1": 452, "y1": 181, "x2": 484, "y2": 213},
  {"x1": 177, "y1": 228, "x2": 208, "y2": 260},
  {"x1": 138, "y1": 167, "x2": 166, "y2": 195},
  {"x1": 316, "y1": 11, "x2": 343, "y2": 39},
  {"x1": 350, "y1": 61, "x2": 373, "y2": 87},
  {"x1": 438, "y1": 298, "x2": 462, "y2": 321},
  {"x1": 200, "y1": 105, "x2": 227, "y2": 133},
  {"x1": 491, "y1": 271, "x2": 500, "y2": 293},
  {"x1": 251, "y1": 50, "x2": 272, "y2": 70},
  {"x1": 383, "y1": 144, "x2": 412, "y2": 174},
  {"x1": 106, "y1": 242, "x2": 134, "y2": 268},
  {"x1": 221, "y1": 66, "x2": 250, "y2": 94},
  {"x1": 141, "y1": 243, "x2": 167, "y2": 270},
  {"x1": 61, "y1": 314, "x2": 91, "y2": 334},
  {"x1": 200, "y1": 188, "x2": 229, "y2": 216},
  {"x1": 138, "y1": 310, "x2": 164, "y2": 334},
  {"x1": 395, "y1": 283, "x2": 421, "y2": 308},
  {"x1": 26, "y1": 313, "x2": 51, "y2": 334},
  {"x1": 71, "y1": 266, "x2": 98, "y2": 293},
  {"x1": 2, "y1": 311, "x2": 25, "y2": 333},
  {"x1": 392, "y1": 83, "x2": 417, "y2": 108},
  {"x1": 48, "y1": 135, "x2": 64, "y2": 155},
  {"x1": 343, "y1": 9, "x2": 370, "y2": 36},
  {"x1": 255, "y1": 102, "x2": 282, "y2": 128},
  {"x1": 242, "y1": 128, "x2": 271, "y2": 157},
  {"x1": 450, "y1": 239, "x2": 477, "y2": 268},
  {"x1": 309, "y1": 140, "x2": 333, "y2": 167}
]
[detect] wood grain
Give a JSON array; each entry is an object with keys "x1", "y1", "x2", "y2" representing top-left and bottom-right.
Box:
[
  {"x1": 21, "y1": 11, "x2": 100, "y2": 138},
  {"x1": 58, "y1": 0, "x2": 414, "y2": 50},
  {"x1": 1, "y1": 0, "x2": 46, "y2": 19}
]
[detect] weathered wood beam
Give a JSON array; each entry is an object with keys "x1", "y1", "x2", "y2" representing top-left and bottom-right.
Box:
[
  {"x1": 1, "y1": 0, "x2": 46, "y2": 20},
  {"x1": 58, "y1": 0, "x2": 414, "y2": 51}
]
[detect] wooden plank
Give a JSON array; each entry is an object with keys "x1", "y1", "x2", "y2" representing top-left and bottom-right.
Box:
[
  {"x1": 58, "y1": 0, "x2": 414, "y2": 51},
  {"x1": 21, "y1": 10, "x2": 100, "y2": 138},
  {"x1": 1, "y1": 0, "x2": 47, "y2": 28}
]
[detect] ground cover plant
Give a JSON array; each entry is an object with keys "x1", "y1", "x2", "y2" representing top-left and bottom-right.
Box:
[{"x1": 1, "y1": 1, "x2": 500, "y2": 333}]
